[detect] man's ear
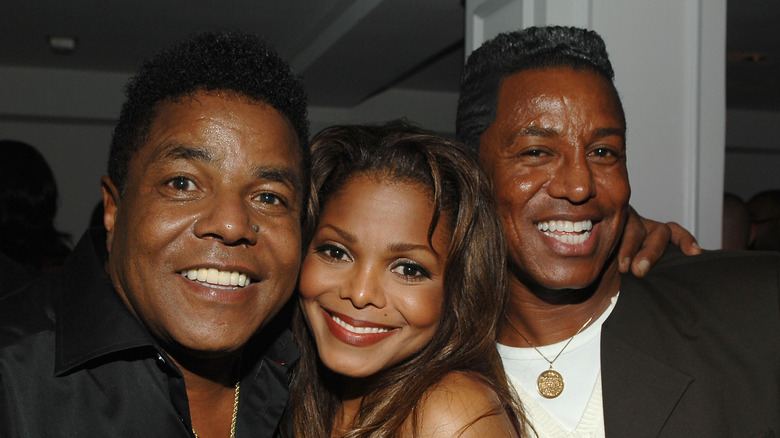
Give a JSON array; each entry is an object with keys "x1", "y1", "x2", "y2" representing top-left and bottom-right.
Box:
[{"x1": 101, "y1": 176, "x2": 120, "y2": 252}]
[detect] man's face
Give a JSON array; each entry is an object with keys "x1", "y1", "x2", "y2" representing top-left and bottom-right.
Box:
[
  {"x1": 479, "y1": 67, "x2": 630, "y2": 291},
  {"x1": 102, "y1": 91, "x2": 303, "y2": 357}
]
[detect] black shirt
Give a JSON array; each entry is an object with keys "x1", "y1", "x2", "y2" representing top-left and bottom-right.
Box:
[
  {"x1": 0, "y1": 229, "x2": 299, "y2": 437},
  {"x1": 0, "y1": 251, "x2": 35, "y2": 298}
]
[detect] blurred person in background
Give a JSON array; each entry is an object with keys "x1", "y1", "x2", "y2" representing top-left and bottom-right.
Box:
[
  {"x1": 721, "y1": 192, "x2": 751, "y2": 250},
  {"x1": 747, "y1": 190, "x2": 780, "y2": 251},
  {"x1": 0, "y1": 140, "x2": 71, "y2": 275}
]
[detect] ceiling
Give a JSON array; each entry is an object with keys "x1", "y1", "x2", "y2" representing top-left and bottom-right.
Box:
[
  {"x1": 0, "y1": 0, "x2": 464, "y2": 108},
  {"x1": 0, "y1": 0, "x2": 776, "y2": 111}
]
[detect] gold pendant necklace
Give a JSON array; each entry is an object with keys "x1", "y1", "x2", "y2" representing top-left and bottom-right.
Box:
[
  {"x1": 504, "y1": 294, "x2": 608, "y2": 399},
  {"x1": 192, "y1": 380, "x2": 240, "y2": 438}
]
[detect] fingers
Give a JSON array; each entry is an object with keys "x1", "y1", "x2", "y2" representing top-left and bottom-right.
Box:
[
  {"x1": 667, "y1": 221, "x2": 702, "y2": 255},
  {"x1": 620, "y1": 212, "x2": 701, "y2": 278},
  {"x1": 630, "y1": 223, "x2": 671, "y2": 277},
  {"x1": 617, "y1": 207, "x2": 648, "y2": 274}
]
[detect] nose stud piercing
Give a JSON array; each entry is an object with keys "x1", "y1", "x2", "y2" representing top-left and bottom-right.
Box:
[{"x1": 252, "y1": 225, "x2": 259, "y2": 233}]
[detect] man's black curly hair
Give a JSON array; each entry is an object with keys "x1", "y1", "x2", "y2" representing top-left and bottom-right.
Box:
[
  {"x1": 109, "y1": 30, "x2": 310, "y2": 197},
  {"x1": 456, "y1": 25, "x2": 624, "y2": 154}
]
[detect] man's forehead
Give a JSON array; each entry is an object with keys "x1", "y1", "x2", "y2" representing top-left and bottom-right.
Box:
[
  {"x1": 137, "y1": 92, "x2": 301, "y2": 173},
  {"x1": 152, "y1": 90, "x2": 293, "y2": 133},
  {"x1": 499, "y1": 67, "x2": 608, "y2": 100},
  {"x1": 494, "y1": 67, "x2": 625, "y2": 128},
  {"x1": 149, "y1": 91, "x2": 295, "y2": 140},
  {"x1": 163, "y1": 89, "x2": 265, "y2": 109}
]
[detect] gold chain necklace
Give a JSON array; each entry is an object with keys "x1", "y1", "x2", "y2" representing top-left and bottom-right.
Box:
[
  {"x1": 192, "y1": 380, "x2": 240, "y2": 438},
  {"x1": 504, "y1": 294, "x2": 608, "y2": 399}
]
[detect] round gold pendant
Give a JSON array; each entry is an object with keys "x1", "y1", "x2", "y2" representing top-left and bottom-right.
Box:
[{"x1": 537, "y1": 369, "x2": 564, "y2": 398}]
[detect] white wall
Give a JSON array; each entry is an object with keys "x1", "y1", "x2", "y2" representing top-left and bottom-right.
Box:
[
  {"x1": 465, "y1": 0, "x2": 726, "y2": 248},
  {"x1": 309, "y1": 88, "x2": 458, "y2": 136}
]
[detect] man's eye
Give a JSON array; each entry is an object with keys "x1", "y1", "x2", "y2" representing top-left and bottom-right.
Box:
[
  {"x1": 523, "y1": 149, "x2": 547, "y2": 157},
  {"x1": 589, "y1": 147, "x2": 622, "y2": 164},
  {"x1": 167, "y1": 176, "x2": 195, "y2": 191},
  {"x1": 257, "y1": 193, "x2": 284, "y2": 205},
  {"x1": 517, "y1": 148, "x2": 551, "y2": 159}
]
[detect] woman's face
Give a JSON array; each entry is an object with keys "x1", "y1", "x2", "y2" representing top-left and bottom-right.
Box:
[{"x1": 299, "y1": 173, "x2": 450, "y2": 378}]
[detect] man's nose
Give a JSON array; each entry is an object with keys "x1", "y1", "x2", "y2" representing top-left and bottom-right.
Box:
[
  {"x1": 547, "y1": 154, "x2": 596, "y2": 204},
  {"x1": 193, "y1": 192, "x2": 258, "y2": 246}
]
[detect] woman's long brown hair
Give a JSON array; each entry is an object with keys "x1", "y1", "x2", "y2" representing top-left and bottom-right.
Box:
[{"x1": 286, "y1": 120, "x2": 528, "y2": 437}]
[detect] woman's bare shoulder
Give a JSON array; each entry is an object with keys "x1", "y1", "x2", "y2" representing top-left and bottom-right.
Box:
[{"x1": 406, "y1": 372, "x2": 520, "y2": 438}]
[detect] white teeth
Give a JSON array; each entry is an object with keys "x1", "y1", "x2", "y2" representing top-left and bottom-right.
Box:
[
  {"x1": 207, "y1": 268, "x2": 219, "y2": 284},
  {"x1": 543, "y1": 231, "x2": 591, "y2": 244},
  {"x1": 330, "y1": 314, "x2": 391, "y2": 334},
  {"x1": 218, "y1": 270, "x2": 231, "y2": 285},
  {"x1": 536, "y1": 220, "x2": 593, "y2": 245},
  {"x1": 181, "y1": 268, "x2": 251, "y2": 288}
]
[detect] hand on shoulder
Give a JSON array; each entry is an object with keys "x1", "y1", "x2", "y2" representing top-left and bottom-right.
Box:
[{"x1": 405, "y1": 371, "x2": 520, "y2": 438}]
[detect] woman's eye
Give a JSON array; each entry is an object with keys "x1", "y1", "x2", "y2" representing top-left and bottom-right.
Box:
[
  {"x1": 390, "y1": 262, "x2": 431, "y2": 281},
  {"x1": 314, "y1": 244, "x2": 350, "y2": 262},
  {"x1": 167, "y1": 176, "x2": 195, "y2": 191}
]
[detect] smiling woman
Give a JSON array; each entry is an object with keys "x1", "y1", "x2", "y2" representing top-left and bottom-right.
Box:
[
  {"x1": 286, "y1": 120, "x2": 528, "y2": 437},
  {"x1": 300, "y1": 174, "x2": 448, "y2": 379}
]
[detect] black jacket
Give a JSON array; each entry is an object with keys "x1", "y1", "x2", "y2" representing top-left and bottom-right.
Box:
[
  {"x1": 603, "y1": 248, "x2": 780, "y2": 437},
  {"x1": 0, "y1": 229, "x2": 298, "y2": 437}
]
